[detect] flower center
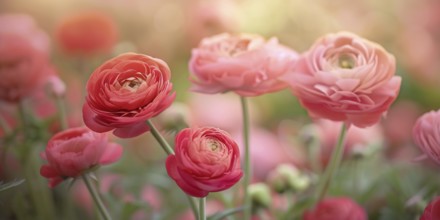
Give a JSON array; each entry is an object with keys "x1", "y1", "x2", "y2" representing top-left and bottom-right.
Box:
[
  {"x1": 121, "y1": 76, "x2": 143, "y2": 92},
  {"x1": 226, "y1": 39, "x2": 251, "y2": 56},
  {"x1": 338, "y1": 55, "x2": 355, "y2": 69},
  {"x1": 207, "y1": 139, "x2": 221, "y2": 152}
]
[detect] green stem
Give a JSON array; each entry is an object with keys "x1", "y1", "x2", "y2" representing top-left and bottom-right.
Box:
[
  {"x1": 199, "y1": 197, "x2": 206, "y2": 220},
  {"x1": 240, "y1": 96, "x2": 251, "y2": 220},
  {"x1": 55, "y1": 96, "x2": 68, "y2": 130},
  {"x1": 81, "y1": 173, "x2": 112, "y2": 220},
  {"x1": 314, "y1": 123, "x2": 348, "y2": 205},
  {"x1": 0, "y1": 114, "x2": 11, "y2": 135},
  {"x1": 146, "y1": 120, "x2": 174, "y2": 155},
  {"x1": 145, "y1": 119, "x2": 199, "y2": 218}
]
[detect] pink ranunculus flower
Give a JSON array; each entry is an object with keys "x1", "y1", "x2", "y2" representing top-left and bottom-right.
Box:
[
  {"x1": 166, "y1": 127, "x2": 243, "y2": 197},
  {"x1": 83, "y1": 53, "x2": 176, "y2": 138},
  {"x1": 412, "y1": 110, "x2": 440, "y2": 165},
  {"x1": 303, "y1": 197, "x2": 367, "y2": 220},
  {"x1": 189, "y1": 33, "x2": 299, "y2": 96},
  {"x1": 284, "y1": 32, "x2": 401, "y2": 128},
  {"x1": 40, "y1": 127, "x2": 123, "y2": 188},
  {"x1": 0, "y1": 14, "x2": 53, "y2": 102},
  {"x1": 420, "y1": 197, "x2": 440, "y2": 220}
]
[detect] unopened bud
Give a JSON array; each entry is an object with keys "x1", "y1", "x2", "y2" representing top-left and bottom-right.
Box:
[{"x1": 248, "y1": 183, "x2": 271, "y2": 210}]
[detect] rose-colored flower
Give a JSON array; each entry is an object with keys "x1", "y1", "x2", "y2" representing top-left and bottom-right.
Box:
[
  {"x1": 83, "y1": 53, "x2": 176, "y2": 138},
  {"x1": 40, "y1": 127, "x2": 123, "y2": 188},
  {"x1": 303, "y1": 197, "x2": 367, "y2": 220},
  {"x1": 284, "y1": 32, "x2": 401, "y2": 128},
  {"x1": 413, "y1": 110, "x2": 440, "y2": 165},
  {"x1": 0, "y1": 14, "x2": 53, "y2": 102},
  {"x1": 166, "y1": 127, "x2": 243, "y2": 197},
  {"x1": 55, "y1": 10, "x2": 118, "y2": 56},
  {"x1": 420, "y1": 197, "x2": 440, "y2": 220},
  {"x1": 189, "y1": 33, "x2": 299, "y2": 96}
]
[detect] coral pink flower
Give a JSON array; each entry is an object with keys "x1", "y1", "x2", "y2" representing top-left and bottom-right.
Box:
[
  {"x1": 284, "y1": 32, "x2": 401, "y2": 128},
  {"x1": 40, "y1": 127, "x2": 123, "y2": 188},
  {"x1": 189, "y1": 33, "x2": 299, "y2": 96},
  {"x1": 420, "y1": 197, "x2": 440, "y2": 220},
  {"x1": 83, "y1": 53, "x2": 176, "y2": 138},
  {"x1": 166, "y1": 127, "x2": 243, "y2": 197},
  {"x1": 55, "y1": 10, "x2": 118, "y2": 56},
  {"x1": 413, "y1": 110, "x2": 440, "y2": 165},
  {"x1": 303, "y1": 197, "x2": 367, "y2": 220},
  {"x1": 0, "y1": 14, "x2": 53, "y2": 102}
]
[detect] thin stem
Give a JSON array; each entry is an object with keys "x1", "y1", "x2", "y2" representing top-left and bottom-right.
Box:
[
  {"x1": 314, "y1": 123, "x2": 348, "y2": 205},
  {"x1": 146, "y1": 120, "x2": 174, "y2": 155},
  {"x1": 240, "y1": 96, "x2": 251, "y2": 220},
  {"x1": 55, "y1": 96, "x2": 68, "y2": 130},
  {"x1": 0, "y1": 114, "x2": 11, "y2": 135},
  {"x1": 199, "y1": 197, "x2": 206, "y2": 220},
  {"x1": 145, "y1": 119, "x2": 199, "y2": 218},
  {"x1": 81, "y1": 173, "x2": 112, "y2": 220}
]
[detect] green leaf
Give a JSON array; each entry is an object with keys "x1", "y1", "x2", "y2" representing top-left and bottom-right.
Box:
[{"x1": 0, "y1": 179, "x2": 25, "y2": 192}]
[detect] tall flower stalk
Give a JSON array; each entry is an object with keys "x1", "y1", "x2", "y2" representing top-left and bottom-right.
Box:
[
  {"x1": 82, "y1": 173, "x2": 112, "y2": 220},
  {"x1": 241, "y1": 96, "x2": 252, "y2": 220}
]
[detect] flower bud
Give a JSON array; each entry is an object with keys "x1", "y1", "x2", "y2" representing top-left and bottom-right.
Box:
[
  {"x1": 267, "y1": 164, "x2": 310, "y2": 194},
  {"x1": 248, "y1": 183, "x2": 272, "y2": 210}
]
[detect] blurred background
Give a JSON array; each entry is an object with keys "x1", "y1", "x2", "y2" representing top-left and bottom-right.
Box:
[{"x1": 1, "y1": 0, "x2": 440, "y2": 219}]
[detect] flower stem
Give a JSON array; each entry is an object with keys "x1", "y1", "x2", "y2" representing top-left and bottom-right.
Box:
[
  {"x1": 81, "y1": 173, "x2": 112, "y2": 220},
  {"x1": 240, "y1": 96, "x2": 252, "y2": 220},
  {"x1": 55, "y1": 96, "x2": 68, "y2": 130},
  {"x1": 199, "y1": 197, "x2": 206, "y2": 220},
  {"x1": 314, "y1": 123, "x2": 348, "y2": 205},
  {"x1": 145, "y1": 119, "x2": 199, "y2": 219},
  {"x1": 146, "y1": 120, "x2": 174, "y2": 155}
]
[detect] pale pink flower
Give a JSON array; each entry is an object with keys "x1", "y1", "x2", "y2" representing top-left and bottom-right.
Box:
[
  {"x1": 166, "y1": 127, "x2": 243, "y2": 197},
  {"x1": 40, "y1": 127, "x2": 123, "y2": 188},
  {"x1": 83, "y1": 53, "x2": 176, "y2": 138},
  {"x1": 0, "y1": 14, "x2": 53, "y2": 102},
  {"x1": 412, "y1": 110, "x2": 440, "y2": 165},
  {"x1": 303, "y1": 197, "x2": 367, "y2": 220},
  {"x1": 284, "y1": 32, "x2": 401, "y2": 128},
  {"x1": 189, "y1": 33, "x2": 299, "y2": 96}
]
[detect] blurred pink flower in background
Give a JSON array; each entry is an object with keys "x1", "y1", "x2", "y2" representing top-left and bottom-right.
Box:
[
  {"x1": 189, "y1": 33, "x2": 299, "y2": 96},
  {"x1": 399, "y1": 0, "x2": 440, "y2": 86},
  {"x1": 188, "y1": 93, "x2": 260, "y2": 133},
  {"x1": 232, "y1": 127, "x2": 299, "y2": 181},
  {"x1": 183, "y1": 0, "x2": 239, "y2": 47},
  {"x1": 83, "y1": 53, "x2": 176, "y2": 138},
  {"x1": 303, "y1": 197, "x2": 367, "y2": 220},
  {"x1": 0, "y1": 13, "x2": 53, "y2": 102},
  {"x1": 420, "y1": 196, "x2": 440, "y2": 220},
  {"x1": 55, "y1": 10, "x2": 118, "y2": 56},
  {"x1": 412, "y1": 110, "x2": 440, "y2": 165},
  {"x1": 284, "y1": 32, "x2": 401, "y2": 128},
  {"x1": 166, "y1": 127, "x2": 243, "y2": 197},
  {"x1": 315, "y1": 119, "x2": 383, "y2": 166},
  {"x1": 40, "y1": 127, "x2": 123, "y2": 188}
]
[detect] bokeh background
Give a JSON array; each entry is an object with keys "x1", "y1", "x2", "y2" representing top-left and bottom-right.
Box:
[{"x1": 1, "y1": 0, "x2": 440, "y2": 219}]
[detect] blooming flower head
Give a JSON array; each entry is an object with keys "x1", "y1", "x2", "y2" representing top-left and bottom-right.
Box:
[
  {"x1": 420, "y1": 197, "x2": 440, "y2": 220},
  {"x1": 55, "y1": 10, "x2": 118, "y2": 56},
  {"x1": 166, "y1": 127, "x2": 243, "y2": 197},
  {"x1": 189, "y1": 33, "x2": 299, "y2": 96},
  {"x1": 412, "y1": 110, "x2": 440, "y2": 165},
  {"x1": 0, "y1": 13, "x2": 53, "y2": 102},
  {"x1": 40, "y1": 127, "x2": 123, "y2": 188},
  {"x1": 284, "y1": 32, "x2": 401, "y2": 128},
  {"x1": 83, "y1": 53, "x2": 176, "y2": 138},
  {"x1": 303, "y1": 197, "x2": 367, "y2": 220}
]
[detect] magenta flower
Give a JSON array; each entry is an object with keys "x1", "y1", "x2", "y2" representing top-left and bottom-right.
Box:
[
  {"x1": 303, "y1": 197, "x2": 367, "y2": 220},
  {"x1": 166, "y1": 127, "x2": 243, "y2": 197},
  {"x1": 189, "y1": 33, "x2": 299, "y2": 96},
  {"x1": 83, "y1": 53, "x2": 176, "y2": 138},
  {"x1": 420, "y1": 197, "x2": 440, "y2": 220},
  {"x1": 40, "y1": 127, "x2": 123, "y2": 188},
  {"x1": 284, "y1": 32, "x2": 401, "y2": 128}
]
